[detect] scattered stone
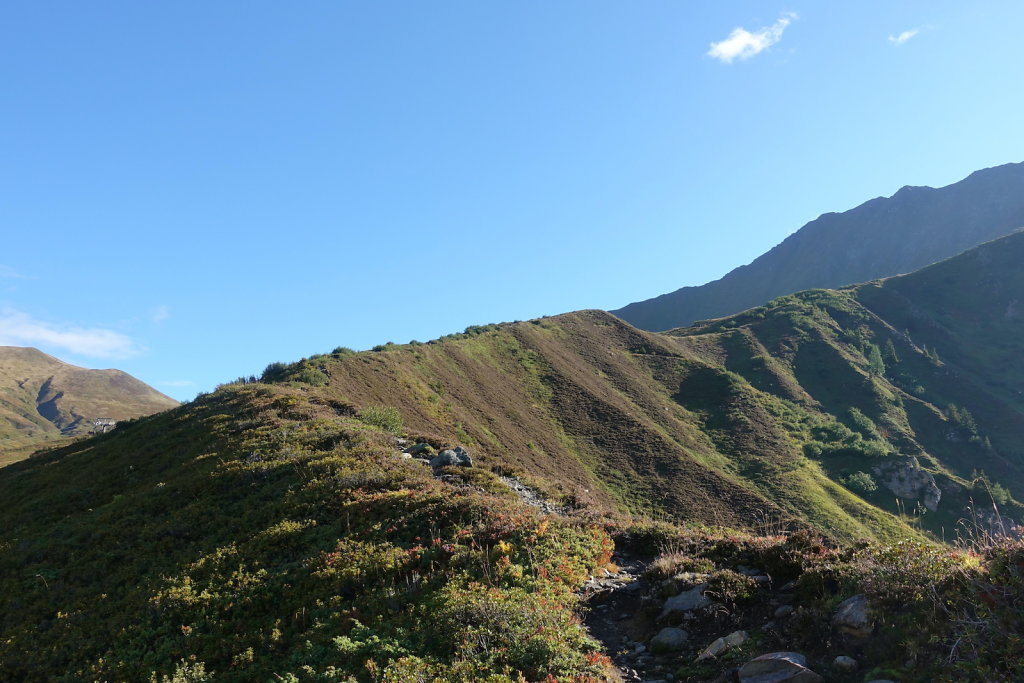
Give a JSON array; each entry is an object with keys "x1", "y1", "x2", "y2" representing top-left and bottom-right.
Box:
[
  {"x1": 660, "y1": 583, "x2": 711, "y2": 619},
  {"x1": 832, "y1": 594, "x2": 873, "y2": 640},
  {"x1": 696, "y1": 630, "x2": 748, "y2": 661},
  {"x1": 650, "y1": 627, "x2": 689, "y2": 653},
  {"x1": 774, "y1": 605, "x2": 794, "y2": 618},
  {"x1": 833, "y1": 655, "x2": 858, "y2": 672},
  {"x1": 738, "y1": 652, "x2": 822, "y2": 683},
  {"x1": 430, "y1": 446, "x2": 472, "y2": 469}
]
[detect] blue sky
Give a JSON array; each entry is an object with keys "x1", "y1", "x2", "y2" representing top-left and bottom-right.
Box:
[{"x1": 2, "y1": 2, "x2": 1022, "y2": 401}]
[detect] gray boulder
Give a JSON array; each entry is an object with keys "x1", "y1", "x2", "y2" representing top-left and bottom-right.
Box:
[
  {"x1": 832, "y1": 594, "x2": 873, "y2": 640},
  {"x1": 696, "y1": 630, "x2": 748, "y2": 661},
  {"x1": 774, "y1": 605, "x2": 794, "y2": 618},
  {"x1": 649, "y1": 627, "x2": 689, "y2": 653},
  {"x1": 430, "y1": 446, "x2": 473, "y2": 469},
  {"x1": 738, "y1": 652, "x2": 822, "y2": 683},
  {"x1": 833, "y1": 655, "x2": 858, "y2": 672},
  {"x1": 660, "y1": 583, "x2": 712, "y2": 619}
]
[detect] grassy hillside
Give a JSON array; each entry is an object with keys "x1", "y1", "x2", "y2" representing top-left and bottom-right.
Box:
[
  {"x1": 0, "y1": 346, "x2": 178, "y2": 463},
  {"x1": 0, "y1": 385, "x2": 618, "y2": 681},
  {"x1": 5, "y1": 234, "x2": 1024, "y2": 680},
  {"x1": 262, "y1": 311, "x2": 915, "y2": 542},
  {"x1": 668, "y1": 241, "x2": 1024, "y2": 539},
  {"x1": 614, "y1": 161, "x2": 1024, "y2": 331}
]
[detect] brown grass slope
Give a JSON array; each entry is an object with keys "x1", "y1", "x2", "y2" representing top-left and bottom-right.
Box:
[
  {"x1": 0, "y1": 346, "x2": 178, "y2": 464},
  {"x1": 291, "y1": 312, "x2": 912, "y2": 541}
]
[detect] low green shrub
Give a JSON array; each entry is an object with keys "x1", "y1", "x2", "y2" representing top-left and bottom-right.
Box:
[{"x1": 358, "y1": 405, "x2": 404, "y2": 434}]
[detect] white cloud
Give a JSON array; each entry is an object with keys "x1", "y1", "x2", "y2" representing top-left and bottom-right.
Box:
[
  {"x1": 159, "y1": 379, "x2": 195, "y2": 388},
  {"x1": 0, "y1": 307, "x2": 140, "y2": 359},
  {"x1": 152, "y1": 304, "x2": 171, "y2": 323},
  {"x1": 0, "y1": 265, "x2": 23, "y2": 279},
  {"x1": 888, "y1": 28, "x2": 920, "y2": 46},
  {"x1": 708, "y1": 12, "x2": 797, "y2": 64}
]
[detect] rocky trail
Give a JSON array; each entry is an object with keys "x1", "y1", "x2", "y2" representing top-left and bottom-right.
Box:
[
  {"x1": 578, "y1": 551, "x2": 893, "y2": 683},
  {"x1": 406, "y1": 442, "x2": 895, "y2": 682}
]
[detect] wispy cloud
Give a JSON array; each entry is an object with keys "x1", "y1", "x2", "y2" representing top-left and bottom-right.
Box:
[
  {"x1": 0, "y1": 307, "x2": 140, "y2": 359},
  {"x1": 158, "y1": 379, "x2": 195, "y2": 388},
  {"x1": 708, "y1": 12, "x2": 797, "y2": 64},
  {"x1": 152, "y1": 304, "x2": 171, "y2": 323},
  {"x1": 889, "y1": 28, "x2": 920, "y2": 46},
  {"x1": 0, "y1": 265, "x2": 23, "y2": 279}
]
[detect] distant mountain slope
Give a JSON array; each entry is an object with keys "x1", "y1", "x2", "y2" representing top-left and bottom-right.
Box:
[
  {"x1": 0, "y1": 346, "x2": 178, "y2": 463},
  {"x1": 613, "y1": 161, "x2": 1024, "y2": 331}
]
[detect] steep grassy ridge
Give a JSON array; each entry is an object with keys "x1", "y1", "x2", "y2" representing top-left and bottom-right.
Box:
[
  {"x1": 288, "y1": 312, "x2": 913, "y2": 541},
  {"x1": 614, "y1": 161, "x2": 1024, "y2": 331}
]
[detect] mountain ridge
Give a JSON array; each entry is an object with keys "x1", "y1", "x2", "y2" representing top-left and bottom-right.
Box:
[{"x1": 613, "y1": 161, "x2": 1024, "y2": 331}]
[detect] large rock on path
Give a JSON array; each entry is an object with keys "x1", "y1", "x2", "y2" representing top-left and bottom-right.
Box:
[
  {"x1": 649, "y1": 627, "x2": 689, "y2": 653},
  {"x1": 832, "y1": 594, "x2": 873, "y2": 640},
  {"x1": 659, "y1": 583, "x2": 711, "y2": 619},
  {"x1": 738, "y1": 652, "x2": 822, "y2": 683}
]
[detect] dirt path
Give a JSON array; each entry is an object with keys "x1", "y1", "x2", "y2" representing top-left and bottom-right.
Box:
[{"x1": 581, "y1": 551, "x2": 675, "y2": 682}]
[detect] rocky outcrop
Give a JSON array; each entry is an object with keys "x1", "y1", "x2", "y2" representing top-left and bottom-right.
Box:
[{"x1": 872, "y1": 455, "x2": 941, "y2": 511}]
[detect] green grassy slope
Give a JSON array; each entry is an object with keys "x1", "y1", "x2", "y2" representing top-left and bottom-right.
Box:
[
  {"x1": 0, "y1": 386, "x2": 615, "y2": 681},
  {"x1": 667, "y1": 232, "x2": 1024, "y2": 537}
]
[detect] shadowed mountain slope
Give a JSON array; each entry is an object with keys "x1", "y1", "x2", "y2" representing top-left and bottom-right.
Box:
[
  {"x1": 0, "y1": 346, "x2": 178, "y2": 464},
  {"x1": 613, "y1": 161, "x2": 1024, "y2": 331}
]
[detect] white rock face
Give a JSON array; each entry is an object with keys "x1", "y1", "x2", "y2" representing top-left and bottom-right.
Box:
[{"x1": 872, "y1": 455, "x2": 941, "y2": 511}]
